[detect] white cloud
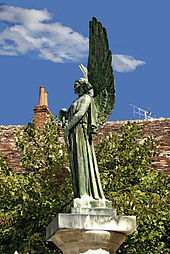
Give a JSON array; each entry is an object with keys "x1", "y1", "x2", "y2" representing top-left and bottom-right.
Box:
[
  {"x1": 112, "y1": 54, "x2": 146, "y2": 72},
  {"x1": 0, "y1": 5, "x2": 88, "y2": 62},
  {"x1": 0, "y1": 5, "x2": 145, "y2": 71}
]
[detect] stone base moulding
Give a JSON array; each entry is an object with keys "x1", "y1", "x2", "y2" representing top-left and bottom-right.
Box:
[
  {"x1": 49, "y1": 229, "x2": 126, "y2": 254},
  {"x1": 46, "y1": 212, "x2": 136, "y2": 254}
]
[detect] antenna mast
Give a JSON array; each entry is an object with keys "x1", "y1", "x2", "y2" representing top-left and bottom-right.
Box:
[{"x1": 129, "y1": 104, "x2": 152, "y2": 119}]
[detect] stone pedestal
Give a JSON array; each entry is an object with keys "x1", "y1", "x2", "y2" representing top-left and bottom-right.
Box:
[
  {"x1": 48, "y1": 229, "x2": 126, "y2": 254},
  {"x1": 46, "y1": 198, "x2": 136, "y2": 254}
]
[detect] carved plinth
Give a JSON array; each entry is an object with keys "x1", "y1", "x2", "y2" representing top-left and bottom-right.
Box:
[
  {"x1": 46, "y1": 199, "x2": 136, "y2": 254},
  {"x1": 49, "y1": 229, "x2": 126, "y2": 254},
  {"x1": 71, "y1": 197, "x2": 116, "y2": 215}
]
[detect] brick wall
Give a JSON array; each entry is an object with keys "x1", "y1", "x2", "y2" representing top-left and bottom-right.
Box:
[
  {"x1": 0, "y1": 125, "x2": 25, "y2": 171},
  {"x1": 94, "y1": 118, "x2": 170, "y2": 175},
  {"x1": 0, "y1": 117, "x2": 170, "y2": 175}
]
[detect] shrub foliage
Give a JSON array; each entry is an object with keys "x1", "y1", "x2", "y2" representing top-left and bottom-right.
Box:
[
  {"x1": 96, "y1": 122, "x2": 169, "y2": 253},
  {"x1": 0, "y1": 120, "x2": 169, "y2": 253},
  {"x1": 0, "y1": 116, "x2": 72, "y2": 253}
]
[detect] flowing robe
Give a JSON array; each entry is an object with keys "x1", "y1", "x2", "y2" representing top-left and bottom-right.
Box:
[{"x1": 68, "y1": 94, "x2": 105, "y2": 199}]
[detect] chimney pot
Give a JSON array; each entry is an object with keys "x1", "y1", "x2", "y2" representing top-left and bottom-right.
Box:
[
  {"x1": 39, "y1": 86, "x2": 45, "y2": 106},
  {"x1": 34, "y1": 86, "x2": 52, "y2": 130},
  {"x1": 44, "y1": 92, "x2": 48, "y2": 107}
]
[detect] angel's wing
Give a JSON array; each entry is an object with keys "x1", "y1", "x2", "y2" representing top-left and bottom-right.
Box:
[{"x1": 87, "y1": 17, "x2": 115, "y2": 129}]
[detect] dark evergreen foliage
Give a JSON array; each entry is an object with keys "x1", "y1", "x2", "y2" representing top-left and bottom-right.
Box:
[{"x1": 0, "y1": 120, "x2": 169, "y2": 253}]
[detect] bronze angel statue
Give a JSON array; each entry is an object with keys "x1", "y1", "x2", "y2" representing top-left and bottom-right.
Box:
[{"x1": 59, "y1": 17, "x2": 115, "y2": 200}]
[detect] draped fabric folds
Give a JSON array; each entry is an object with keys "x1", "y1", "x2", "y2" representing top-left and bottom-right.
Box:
[{"x1": 68, "y1": 95, "x2": 104, "y2": 199}]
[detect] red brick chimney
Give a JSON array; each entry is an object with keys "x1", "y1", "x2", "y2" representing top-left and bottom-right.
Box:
[{"x1": 33, "y1": 87, "x2": 52, "y2": 130}]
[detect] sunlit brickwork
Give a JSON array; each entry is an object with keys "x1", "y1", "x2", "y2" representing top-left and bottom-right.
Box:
[{"x1": 0, "y1": 118, "x2": 170, "y2": 175}]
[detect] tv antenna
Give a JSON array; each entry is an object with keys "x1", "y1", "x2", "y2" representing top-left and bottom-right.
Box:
[{"x1": 129, "y1": 104, "x2": 152, "y2": 119}]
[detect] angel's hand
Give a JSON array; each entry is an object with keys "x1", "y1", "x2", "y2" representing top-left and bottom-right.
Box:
[
  {"x1": 90, "y1": 124, "x2": 98, "y2": 134},
  {"x1": 59, "y1": 108, "x2": 67, "y2": 122},
  {"x1": 64, "y1": 127, "x2": 69, "y2": 146},
  {"x1": 59, "y1": 108, "x2": 68, "y2": 128}
]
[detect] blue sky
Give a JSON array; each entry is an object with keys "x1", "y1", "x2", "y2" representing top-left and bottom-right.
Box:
[{"x1": 0, "y1": 0, "x2": 169, "y2": 125}]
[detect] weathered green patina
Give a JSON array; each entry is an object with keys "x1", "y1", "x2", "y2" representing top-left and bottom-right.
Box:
[{"x1": 59, "y1": 17, "x2": 115, "y2": 201}]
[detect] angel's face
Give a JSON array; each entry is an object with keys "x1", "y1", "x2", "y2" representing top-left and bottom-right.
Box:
[{"x1": 74, "y1": 81, "x2": 84, "y2": 96}]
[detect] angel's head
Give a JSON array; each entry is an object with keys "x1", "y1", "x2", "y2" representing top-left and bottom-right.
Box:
[{"x1": 74, "y1": 78, "x2": 94, "y2": 97}]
